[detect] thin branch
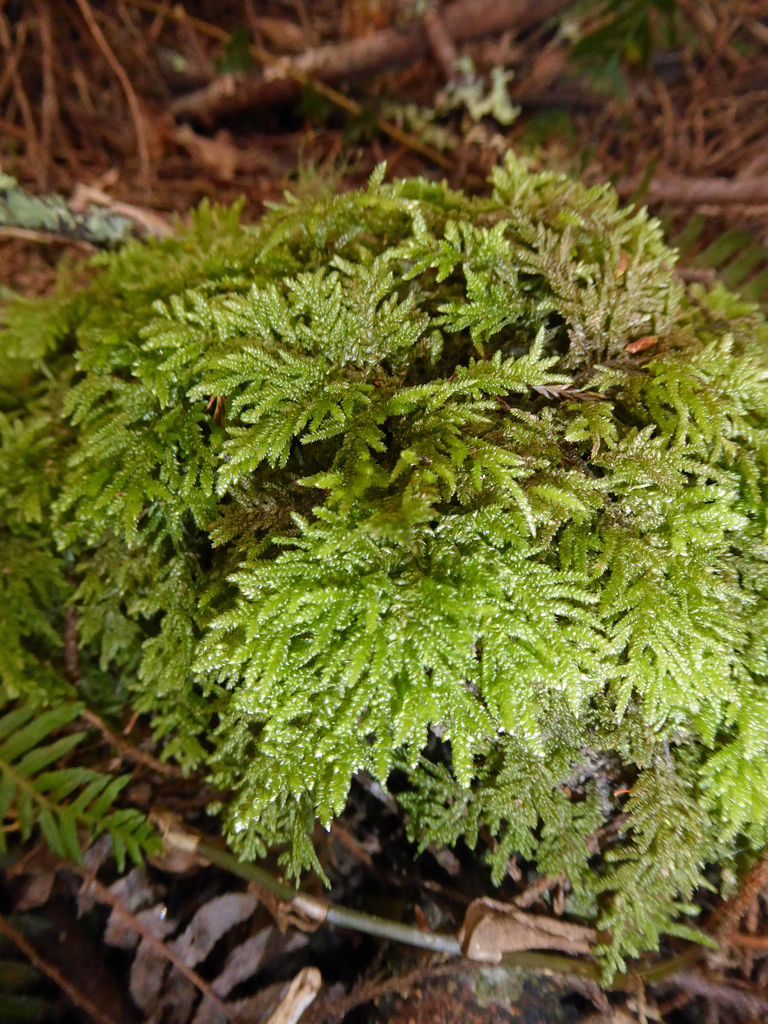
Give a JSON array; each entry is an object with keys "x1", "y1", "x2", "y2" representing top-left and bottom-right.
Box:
[
  {"x1": 71, "y1": 0, "x2": 151, "y2": 190},
  {"x1": 0, "y1": 225, "x2": 96, "y2": 250},
  {"x1": 0, "y1": 911, "x2": 123, "y2": 1024},
  {"x1": 0, "y1": 118, "x2": 26, "y2": 141},
  {"x1": 170, "y1": 830, "x2": 462, "y2": 954},
  {"x1": 618, "y1": 174, "x2": 768, "y2": 204},
  {"x1": 423, "y1": 6, "x2": 460, "y2": 81},
  {"x1": 729, "y1": 933, "x2": 768, "y2": 949},
  {"x1": 35, "y1": 0, "x2": 57, "y2": 192},
  {"x1": 9, "y1": 65, "x2": 41, "y2": 183},
  {"x1": 81, "y1": 708, "x2": 183, "y2": 778},
  {"x1": 0, "y1": 16, "x2": 28, "y2": 111},
  {"x1": 663, "y1": 972, "x2": 768, "y2": 1016}
]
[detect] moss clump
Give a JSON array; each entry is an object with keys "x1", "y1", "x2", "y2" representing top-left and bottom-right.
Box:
[{"x1": 3, "y1": 155, "x2": 768, "y2": 975}]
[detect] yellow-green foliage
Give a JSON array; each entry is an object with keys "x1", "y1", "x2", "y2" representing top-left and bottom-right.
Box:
[{"x1": 2, "y1": 154, "x2": 768, "y2": 976}]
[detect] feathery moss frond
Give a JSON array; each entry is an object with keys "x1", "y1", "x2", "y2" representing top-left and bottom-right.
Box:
[{"x1": 2, "y1": 153, "x2": 768, "y2": 975}]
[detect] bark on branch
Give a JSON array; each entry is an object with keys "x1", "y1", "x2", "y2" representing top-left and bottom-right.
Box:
[
  {"x1": 619, "y1": 174, "x2": 768, "y2": 205},
  {"x1": 170, "y1": 0, "x2": 571, "y2": 121}
]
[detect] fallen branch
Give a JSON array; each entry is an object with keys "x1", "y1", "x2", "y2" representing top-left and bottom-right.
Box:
[
  {"x1": 168, "y1": 0, "x2": 572, "y2": 121},
  {"x1": 619, "y1": 174, "x2": 768, "y2": 205}
]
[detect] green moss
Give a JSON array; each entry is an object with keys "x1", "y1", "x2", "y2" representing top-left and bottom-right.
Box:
[{"x1": 3, "y1": 154, "x2": 768, "y2": 976}]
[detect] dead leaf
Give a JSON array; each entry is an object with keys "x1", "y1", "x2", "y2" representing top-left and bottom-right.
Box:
[
  {"x1": 217, "y1": 928, "x2": 307, "y2": 998},
  {"x1": 77, "y1": 833, "x2": 117, "y2": 915},
  {"x1": 265, "y1": 967, "x2": 322, "y2": 1024},
  {"x1": 147, "y1": 968, "x2": 197, "y2": 1024},
  {"x1": 625, "y1": 335, "x2": 658, "y2": 354},
  {"x1": 192, "y1": 928, "x2": 309, "y2": 1024},
  {"x1": 147, "y1": 840, "x2": 209, "y2": 874},
  {"x1": 129, "y1": 906, "x2": 178, "y2": 1012},
  {"x1": 459, "y1": 897, "x2": 596, "y2": 963},
  {"x1": 172, "y1": 893, "x2": 258, "y2": 967},
  {"x1": 226, "y1": 983, "x2": 289, "y2": 1024},
  {"x1": 253, "y1": 16, "x2": 307, "y2": 53},
  {"x1": 6, "y1": 838, "x2": 64, "y2": 879},
  {"x1": 615, "y1": 251, "x2": 628, "y2": 279},
  {"x1": 103, "y1": 868, "x2": 158, "y2": 948},
  {"x1": 515, "y1": 45, "x2": 568, "y2": 95},
  {"x1": 514, "y1": 872, "x2": 567, "y2": 909},
  {"x1": 429, "y1": 843, "x2": 461, "y2": 877},
  {"x1": 248, "y1": 882, "x2": 325, "y2": 935},
  {"x1": 173, "y1": 124, "x2": 240, "y2": 182},
  {"x1": 13, "y1": 871, "x2": 55, "y2": 912},
  {"x1": 150, "y1": 809, "x2": 209, "y2": 873}
]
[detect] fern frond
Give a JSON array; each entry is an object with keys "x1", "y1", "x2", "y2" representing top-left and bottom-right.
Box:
[{"x1": 0, "y1": 701, "x2": 157, "y2": 869}]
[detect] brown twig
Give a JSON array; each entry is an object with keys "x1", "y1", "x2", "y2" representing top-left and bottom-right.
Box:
[
  {"x1": 0, "y1": 16, "x2": 28, "y2": 112},
  {"x1": 728, "y1": 933, "x2": 768, "y2": 950},
  {"x1": 81, "y1": 707, "x2": 183, "y2": 778},
  {"x1": 61, "y1": 600, "x2": 180, "y2": 776},
  {"x1": 0, "y1": 910, "x2": 123, "y2": 1024},
  {"x1": 330, "y1": 820, "x2": 374, "y2": 871},
  {"x1": 423, "y1": 6, "x2": 460, "y2": 81},
  {"x1": 143, "y1": 0, "x2": 571, "y2": 122},
  {"x1": 79, "y1": 875, "x2": 237, "y2": 1024},
  {"x1": 0, "y1": 225, "x2": 96, "y2": 251},
  {"x1": 656, "y1": 988, "x2": 694, "y2": 1017},
  {"x1": 662, "y1": 972, "x2": 768, "y2": 1016},
  {"x1": 619, "y1": 174, "x2": 768, "y2": 204},
  {"x1": 11, "y1": 70, "x2": 40, "y2": 171},
  {"x1": 121, "y1": 0, "x2": 455, "y2": 172},
  {"x1": 69, "y1": 183, "x2": 174, "y2": 238},
  {"x1": 0, "y1": 15, "x2": 41, "y2": 185},
  {"x1": 71, "y1": 0, "x2": 151, "y2": 190},
  {"x1": 35, "y1": 0, "x2": 57, "y2": 191},
  {"x1": 0, "y1": 117, "x2": 27, "y2": 142}
]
